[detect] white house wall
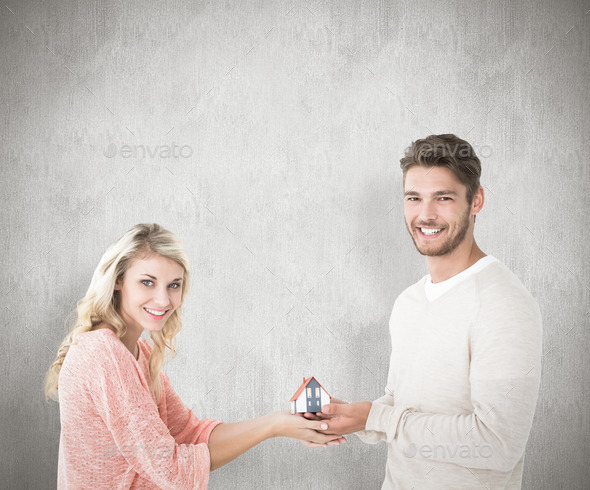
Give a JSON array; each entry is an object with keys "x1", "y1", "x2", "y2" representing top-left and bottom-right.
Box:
[{"x1": 295, "y1": 391, "x2": 306, "y2": 412}]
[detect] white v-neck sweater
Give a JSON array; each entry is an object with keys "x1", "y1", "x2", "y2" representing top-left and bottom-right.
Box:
[{"x1": 357, "y1": 260, "x2": 543, "y2": 490}]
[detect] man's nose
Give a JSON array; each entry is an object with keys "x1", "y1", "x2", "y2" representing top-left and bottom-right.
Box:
[{"x1": 418, "y1": 200, "x2": 437, "y2": 222}]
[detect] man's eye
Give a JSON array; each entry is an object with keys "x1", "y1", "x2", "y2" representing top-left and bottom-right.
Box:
[
  {"x1": 407, "y1": 197, "x2": 419, "y2": 202},
  {"x1": 439, "y1": 197, "x2": 452, "y2": 201},
  {"x1": 141, "y1": 280, "x2": 154, "y2": 286}
]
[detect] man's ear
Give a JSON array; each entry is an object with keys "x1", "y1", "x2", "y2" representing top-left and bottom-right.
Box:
[{"x1": 471, "y1": 185, "x2": 484, "y2": 216}]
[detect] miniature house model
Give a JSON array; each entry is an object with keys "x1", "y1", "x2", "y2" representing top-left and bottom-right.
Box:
[{"x1": 290, "y1": 376, "x2": 331, "y2": 414}]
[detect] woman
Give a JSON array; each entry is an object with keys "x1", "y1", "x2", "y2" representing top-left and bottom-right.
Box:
[{"x1": 44, "y1": 223, "x2": 343, "y2": 489}]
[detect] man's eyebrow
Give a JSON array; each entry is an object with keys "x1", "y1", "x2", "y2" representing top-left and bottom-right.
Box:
[
  {"x1": 432, "y1": 190, "x2": 457, "y2": 196},
  {"x1": 140, "y1": 274, "x2": 183, "y2": 281},
  {"x1": 404, "y1": 190, "x2": 458, "y2": 197}
]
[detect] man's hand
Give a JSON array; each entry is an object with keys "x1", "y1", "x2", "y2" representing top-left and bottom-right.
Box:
[
  {"x1": 301, "y1": 397, "x2": 347, "y2": 421},
  {"x1": 308, "y1": 400, "x2": 372, "y2": 435},
  {"x1": 294, "y1": 405, "x2": 347, "y2": 447}
]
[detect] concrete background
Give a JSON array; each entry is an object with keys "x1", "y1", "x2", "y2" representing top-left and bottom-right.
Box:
[{"x1": 1, "y1": 0, "x2": 589, "y2": 488}]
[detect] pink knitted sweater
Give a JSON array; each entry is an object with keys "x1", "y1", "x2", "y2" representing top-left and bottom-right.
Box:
[{"x1": 57, "y1": 328, "x2": 222, "y2": 489}]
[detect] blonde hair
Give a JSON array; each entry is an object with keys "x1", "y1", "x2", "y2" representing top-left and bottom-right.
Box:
[{"x1": 44, "y1": 223, "x2": 190, "y2": 405}]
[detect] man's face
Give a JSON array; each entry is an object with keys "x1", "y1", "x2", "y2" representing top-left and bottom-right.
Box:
[{"x1": 403, "y1": 166, "x2": 473, "y2": 257}]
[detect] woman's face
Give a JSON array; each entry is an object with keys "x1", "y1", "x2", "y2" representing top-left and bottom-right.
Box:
[{"x1": 115, "y1": 253, "x2": 184, "y2": 336}]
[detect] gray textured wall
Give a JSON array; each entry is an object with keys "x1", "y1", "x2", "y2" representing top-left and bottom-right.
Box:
[{"x1": 1, "y1": 0, "x2": 589, "y2": 488}]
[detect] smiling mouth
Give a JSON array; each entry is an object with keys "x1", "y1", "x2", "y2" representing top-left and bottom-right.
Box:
[
  {"x1": 418, "y1": 227, "x2": 444, "y2": 236},
  {"x1": 143, "y1": 307, "x2": 168, "y2": 317}
]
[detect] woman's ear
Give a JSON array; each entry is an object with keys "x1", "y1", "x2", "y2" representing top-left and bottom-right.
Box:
[{"x1": 114, "y1": 278, "x2": 122, "y2": 291}]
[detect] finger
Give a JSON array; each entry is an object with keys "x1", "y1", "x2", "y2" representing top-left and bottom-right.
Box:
[
  {"x1": 306, "y1": 430, "x2": 344, "y2": 445},
  {"x1": 311, "y1": 412, "x2": 333, "y2": 420},
  {"x1": 326, "y1": 438, "x2": 346, "y2": 446},
  {"x1": 315, "y1": 419, "x2": 349, "y2": 436},
  {"x1": 302, "y1": 412, "x2": 323, "y2": 420},
  {"x1": 300, "y1": 440, "x2": 327, "y2": 448},
  {"x1": 300, "y1": 419, "x2": 331, "y2": 431},
  {"x1": 325, "y1": 434, "x2": 346, "y2": 445},
  {"x1": 313, "y1": 424, "x2": 343, "y2": 436}
]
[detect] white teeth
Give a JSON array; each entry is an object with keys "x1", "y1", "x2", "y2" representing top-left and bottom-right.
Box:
[
  {"x1": 145, "y1": 308, "x2": 166, "y2": 316},
  {"x1": 420, "y1": 228, "x2": 442, "y2": 235}
]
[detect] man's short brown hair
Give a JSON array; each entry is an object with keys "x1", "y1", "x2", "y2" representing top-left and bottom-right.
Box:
[{"x1": 400, "y1": 134, "x2": 482, "y2": 204}]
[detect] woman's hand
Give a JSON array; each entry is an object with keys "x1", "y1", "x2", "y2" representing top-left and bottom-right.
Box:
[
  {"x1": 208, "y1": 410, "x2": 346, "y2": 470},
  {"x1": 269, "y1": 410, "x2": 347, "y2": 447}
]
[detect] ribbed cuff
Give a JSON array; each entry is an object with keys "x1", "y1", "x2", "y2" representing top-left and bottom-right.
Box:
[
  {"x1": 365, "y1": 401, "x2": 400, "y2": 443},
  {"x1": 355, "y1": 429, "x2": 386, "y2": 444}
]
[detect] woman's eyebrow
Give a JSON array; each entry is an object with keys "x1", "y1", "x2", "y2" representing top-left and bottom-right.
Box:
[{"x1": 140, "y1": 274, "x2": 183, "y2": 281}]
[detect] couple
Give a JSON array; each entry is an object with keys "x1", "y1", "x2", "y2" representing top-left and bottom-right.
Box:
[{"x1": 44, "y1": 134, "x2": 542, "y2": 489}]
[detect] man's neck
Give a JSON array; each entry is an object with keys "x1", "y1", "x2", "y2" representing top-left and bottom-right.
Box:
[{"x1": 426, "y1": 239, "x2": 486, "y2": 283}]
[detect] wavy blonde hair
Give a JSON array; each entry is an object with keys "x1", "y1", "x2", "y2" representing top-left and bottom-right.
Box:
[{"x1": 44, "y1": 223, "x2": 190, "y2": 405}]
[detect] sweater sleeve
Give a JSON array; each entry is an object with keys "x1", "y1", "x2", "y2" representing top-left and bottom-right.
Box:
[
  {"x1": 355, "y1": 392, "x2": 391, "y2": 444},
  {"x1": 86, "y1": 347, "x2": 213, "y2": 489},
  {"x1": 365, "y1": 286, "x2": 543, "y2": 472},
  {"x1": 160, "y1": 371, "x2": 223, "y2": 445}
]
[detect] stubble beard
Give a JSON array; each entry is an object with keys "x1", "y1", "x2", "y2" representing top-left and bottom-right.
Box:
[{"x1": 406, "y1": 205, "x2": 472, "y2": 257}]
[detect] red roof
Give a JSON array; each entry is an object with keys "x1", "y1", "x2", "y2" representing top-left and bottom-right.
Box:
[{"x1": 289, "y1": 376, "x2": 332, "y2": 402}]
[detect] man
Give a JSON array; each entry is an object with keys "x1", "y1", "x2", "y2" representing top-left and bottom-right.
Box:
[{"x1": 312, "y1": 134, "x2": 543, "y2": 489}]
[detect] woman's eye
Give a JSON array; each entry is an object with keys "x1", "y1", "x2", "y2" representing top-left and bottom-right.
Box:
[
  {"x1": 141, "y1": 280, "x2": 154, "y2": 286},
  {"x1": 169, "y1": 283, "x2": 181, "y2": 289}
]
